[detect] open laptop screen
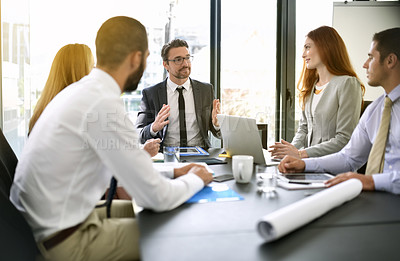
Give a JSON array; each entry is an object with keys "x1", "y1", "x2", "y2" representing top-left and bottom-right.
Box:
[{"x1": 217, "y1": 114, "x2": 265, "y2": 164}]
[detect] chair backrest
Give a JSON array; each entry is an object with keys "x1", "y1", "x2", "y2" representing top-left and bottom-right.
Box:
[
  {"x1": 0, "y1": 128, "x2": 39, "y2": 260},
  {"x1": 361, "y1": 100, "x2": 372, "y2": 117},
  {"x1": 357, "y1": 101, "x2": 372, "y2": 174}
]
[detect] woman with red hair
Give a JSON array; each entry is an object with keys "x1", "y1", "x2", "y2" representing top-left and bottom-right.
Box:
[{"x1": 270, "y1": 26, "x2": 365, "y2": 159}]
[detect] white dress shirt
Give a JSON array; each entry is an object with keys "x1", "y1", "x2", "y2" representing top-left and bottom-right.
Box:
[
  {"x1": 311, "y1": 82, "x2": 329, "y2": 114},
  {"x1": 10, "y1": 68, "x2": 204, "y2": 241},
  {"x1": 304, "y1": 84, "x2": 400, "y2": 194},
  {"x1": 151, "y1": 78, "x2": 203, "y2": 147}
]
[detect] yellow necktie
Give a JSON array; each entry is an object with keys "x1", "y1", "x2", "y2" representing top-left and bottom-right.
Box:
[{"x1": 365, "y1": 97, "x2": 393, "y2": 175}]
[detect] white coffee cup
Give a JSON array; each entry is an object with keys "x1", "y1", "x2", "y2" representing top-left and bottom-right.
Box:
[{"x1": 232, "y1": 155, "x2": 254, "y2": 183}]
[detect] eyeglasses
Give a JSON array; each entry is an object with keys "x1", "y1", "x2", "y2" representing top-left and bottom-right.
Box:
[{"x1": 166, "y1": 56, "x2": 194, "y2": 65}]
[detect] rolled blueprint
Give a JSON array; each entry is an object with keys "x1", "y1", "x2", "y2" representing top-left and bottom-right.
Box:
[{"x1": 257, "y1": 179, "x2": 362, "y2": 242}]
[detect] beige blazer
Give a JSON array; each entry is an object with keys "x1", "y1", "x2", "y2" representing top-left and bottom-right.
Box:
[{"x1": 292, "y1": 75, "x2": 362, "y2": 157}]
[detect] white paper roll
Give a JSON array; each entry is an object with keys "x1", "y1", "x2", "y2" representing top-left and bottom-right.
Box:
[{"x1": 257, "y1": 178, "x2": 362, "y2": 242}]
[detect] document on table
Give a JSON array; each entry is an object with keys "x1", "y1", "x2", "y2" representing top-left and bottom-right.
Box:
[
  {"x1": 257, "y1": 179, "x2": 362, "y2": 243},
  {"x1": 152, "y1": 153, "x2": 164, "y2": 162},
  {"x1": 152, "y1": 162, "x2": 215, "y2": 175},
  {"x1": 277, "y1": 180, "x2": 327, "y2": 190},
  {"x1": 186, "y1": 183, "x2": 244, "y2": 204}
]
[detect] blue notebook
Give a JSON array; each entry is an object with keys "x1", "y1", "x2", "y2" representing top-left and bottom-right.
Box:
[{"x1": 186, "y1": 184, "x2": 244, "y2": 203}]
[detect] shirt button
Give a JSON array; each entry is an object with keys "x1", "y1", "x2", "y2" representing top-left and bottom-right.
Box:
[{"x1": 389, "y1": 165, "x2": 393, "y2": 169}]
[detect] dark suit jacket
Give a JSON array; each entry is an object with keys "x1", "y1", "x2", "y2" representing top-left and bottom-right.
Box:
[{"x1": 136, "y1": 78, "x2": 221, "y2": 148}]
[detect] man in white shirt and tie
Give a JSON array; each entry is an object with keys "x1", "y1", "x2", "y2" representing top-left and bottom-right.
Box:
[
  {"x1": 279, "y1": 27, "x2": 400, "y2": 195},
  {"x1": 136, "y1": 39, "x2": 221, "y2": 149},
  {"x1": 10, "y1": 17, "x2": 213, "y2": 261}
]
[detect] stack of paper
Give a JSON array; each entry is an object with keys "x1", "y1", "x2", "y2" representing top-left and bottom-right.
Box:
[
  {"x1": 153, "y1": 162, "x2": 215, "y2": 175},
  {"x1": 257, "y1": 179, "x2": 362, "y2": 242},
  {"x1": 277, "y1": 180, "x2": 326, "y2": 190},
  {"x1": 152, "y1": 153, "x2": 164, "y2": 162}
]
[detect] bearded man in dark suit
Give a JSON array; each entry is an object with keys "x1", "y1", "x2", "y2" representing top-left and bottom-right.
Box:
[{"x1": 136, "y1": 39, "x2": 221, "y2": 149}]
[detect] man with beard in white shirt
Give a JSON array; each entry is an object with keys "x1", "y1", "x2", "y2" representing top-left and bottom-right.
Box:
[{"x1": 10, "y1": 16, "x2": 212, "y2": 261}]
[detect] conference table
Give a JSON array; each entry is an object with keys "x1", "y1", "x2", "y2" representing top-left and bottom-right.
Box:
[{"x1": 138, "y1": 149, "x2": 400, "y2": 261}]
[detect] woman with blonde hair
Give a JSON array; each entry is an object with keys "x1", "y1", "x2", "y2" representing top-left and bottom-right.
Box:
[
  {"x1": 270, "y1": 26, "x2": 365, "y2": 159},
  {"x1": 28, "y1": 43, "x2": 159, "y2": 201},
  {"x1": 28, "y1": 44, "x2": 94, "y2": 133}
]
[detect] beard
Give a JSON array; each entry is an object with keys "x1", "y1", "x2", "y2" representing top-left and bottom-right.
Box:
[
  {"x1": 174, "y1": 66, "x2": 191, "y2": 79},
  {"x1": 123, "y1": 58, "x2": 145, "y2": 92}
]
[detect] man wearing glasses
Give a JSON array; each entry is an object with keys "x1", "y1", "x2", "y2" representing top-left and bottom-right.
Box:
[{"x1": 136, "y1": 39, "x2": 221, "y2": 149}]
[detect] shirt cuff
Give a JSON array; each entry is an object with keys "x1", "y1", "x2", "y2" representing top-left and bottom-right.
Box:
[
  {"x1": 150, "y1": 123, "x2": 158, "y2": 137},
  {"x1": 213, "y1": 123, "x2": 220, "y2": 131},
  {"x1": 177, "y1": 172, "x2": 204, "y2": 192},
  {"x1": 159, "y1": 168, "x2": 174, "y2": 179},
  {"x1": 304, "y1": 158, "x2": 319, "y2": 172},
  {"x1": 372, "y1": 173, "x2": 392, "y2": 192}
]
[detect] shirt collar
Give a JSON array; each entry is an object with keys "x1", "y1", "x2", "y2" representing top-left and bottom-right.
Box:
[
  {"x1": 89, "y1": 68, "x2": 122, "y2": 95},
  {"x1": 167, "y1": 77, "x2": 191, "y2": 92},
  {"x1": 387, "y1": 83, "x2": 400, "y2": 103}
]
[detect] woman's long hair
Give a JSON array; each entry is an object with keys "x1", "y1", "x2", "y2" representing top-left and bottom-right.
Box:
[
  {"x1": 29, "y1": 44, "x2": 94, "y2": 133},
  {"x1": 297, "y1": 26, "x2": 365, "y2": 109}
]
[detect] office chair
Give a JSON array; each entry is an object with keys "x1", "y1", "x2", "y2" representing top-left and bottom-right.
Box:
[
  {"x1": 0, "y1": 128, "x2": 39, "y2": 260},
  {"x1": 0, "y1": 128, "x2": 18, "y2": 196},
  {"x1": 360, "y1": 100, "x2": 372, "y2": 117},
  {"x1": 357, "y1": 101, "x2": 372, "y2": 174}
]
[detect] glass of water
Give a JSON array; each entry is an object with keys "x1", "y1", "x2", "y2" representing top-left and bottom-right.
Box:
[
  {"x1": 255, "y1": 164, "x2": 277, "y2": 194},
  {"x1": 163, "y1": 146, "x2": 180, "y2": 163}
]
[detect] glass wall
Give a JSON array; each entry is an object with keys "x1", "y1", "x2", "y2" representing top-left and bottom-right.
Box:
[
  {"x1": 294, "y1": 0, "x2": 354, "y2": 130},
  {"x1": 122, "y1": 0, "x2": 211, "y2": 123},
  {"x1": 1, "y1": 0, "x2": 210, "y2": 155},
  {"x1": 3, "y1": 0, "x2": 393, "y2": 156},
  {"x1": 220, "y1": 0, "x2": 277, "y2": 147},
  {"x1": 30, "y1": 0, "x2": 210, "y2": 125},
  {"x1": 2, "y1": 0, "x2": 277, "y2": 155},
  {"x1": 1, "y1": 0, "x2": 30, "y2": 156}
]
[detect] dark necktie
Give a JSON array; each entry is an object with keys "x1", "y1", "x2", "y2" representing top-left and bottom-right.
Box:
[
  {"x1": 365, "y1": 97, "x2": 393, "y2": 175},
  {"x1": 177, "y1": 87, "x2": 187, "y2": 147},
  {"x1": 96, "y1": 177, "x2": 117, "y2": 218}
]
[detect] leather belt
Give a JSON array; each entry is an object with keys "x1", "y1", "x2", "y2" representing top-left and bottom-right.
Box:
[{"x1": 43, "y1": 223, "x2": 82, "y2": 250}]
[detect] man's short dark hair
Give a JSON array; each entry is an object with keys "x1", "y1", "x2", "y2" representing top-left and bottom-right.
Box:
[
  {"x1": 96, "y1": 16, "x2": 148, "y2": 70},
  {"x1": 373, "y1": 27, "x2": 400, "y2": 63},
  {"x1": 161, "y1": 39, "x2": 189, "y2": 62}
]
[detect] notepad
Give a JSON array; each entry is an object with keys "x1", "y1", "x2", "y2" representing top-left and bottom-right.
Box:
[
  {"x1": 153, "y1": 162, "x2": 215, "y2": 175},
  {"x1": 277, "y1": 180, "x2": 327, "y2": 190},
  {"x1": 186, "y1": 183, "x2": 244, "y2": 203},
  {"x1": 152, "y1": 153, "x2": 164, "y2": 162}
]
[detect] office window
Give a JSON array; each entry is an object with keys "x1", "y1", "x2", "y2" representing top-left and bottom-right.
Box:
[
  {"x1": 294, "y1": 0, "x2": 354, "y2": 130},
  {"x1": 1, "y1": 0, "x2": 210, "y2": 156},
  {"x1": 30, "y1": 0, "x2": 209, "y2": 129},
  {"x1": 122, "y1": 0, "x2": 211, "y2": 123},
  {"x1": 31, "y1": 0, "x2": 210, "y2": 125},
  {"x1": 2, "y1": 0, "x2": 282, "y2": 154},
  {"x1": 1, "y1": 0, "x2": 31, "y2": 156},
  {"x1": 220, "y1": 0, "x2": 277, "y2": 146}
]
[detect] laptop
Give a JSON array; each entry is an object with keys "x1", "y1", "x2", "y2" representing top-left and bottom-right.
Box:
[{"x1": 217, "y1": 114, "x2": 266, "y2": 164}]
